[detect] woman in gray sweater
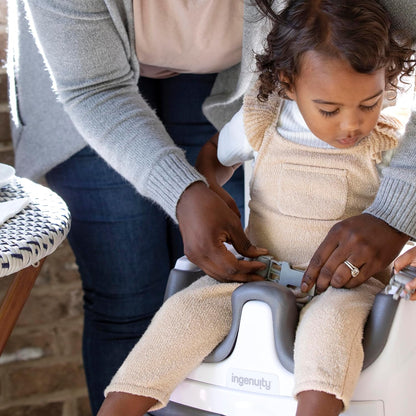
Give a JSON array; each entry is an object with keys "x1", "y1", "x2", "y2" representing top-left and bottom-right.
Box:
[{"x1": 9, "y1": 0, "x2": 416, "y2": 413}]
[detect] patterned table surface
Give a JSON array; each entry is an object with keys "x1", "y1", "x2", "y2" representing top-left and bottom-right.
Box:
[{"x1": 0, "y1": 177, "x2": 71, "y2": 277}]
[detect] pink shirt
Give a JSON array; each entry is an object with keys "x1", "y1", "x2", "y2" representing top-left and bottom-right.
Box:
[{"x1": 133, "y1": 0, "x2": 244, "y2": 78}]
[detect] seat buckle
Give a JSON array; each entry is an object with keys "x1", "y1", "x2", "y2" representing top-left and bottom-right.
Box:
[
  {"x1": 254, "y1": 255, "x2": 315, "y2": 297},
  {"x1": 385, "y1": 266, "x2": 416, "y2": 300}
]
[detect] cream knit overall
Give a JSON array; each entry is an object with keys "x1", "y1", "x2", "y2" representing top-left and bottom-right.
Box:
[
  {"x1": 244, "y1": 85, "x2": 399, "y2": 407},
  {"x1": 105, "y1": 84, "x2": 400, "y2": 410}
]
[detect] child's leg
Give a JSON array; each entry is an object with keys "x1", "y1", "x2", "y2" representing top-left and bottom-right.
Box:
[
  {"x1": 296, "y1": 391, "x2": 343, "y2": 416},
  {"x1": 294, "y1": 277, "x2": 384, "y2": 415},
  {"x1": 98, "y1": 392, "x2": 157, "y2": 416},
  {"x1": 99, "y1": 276, "x2": 240, "y2": 415}
]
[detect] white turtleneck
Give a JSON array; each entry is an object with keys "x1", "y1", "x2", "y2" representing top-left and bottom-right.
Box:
[{"x1": 218, "y1": 99, "x2": 333, "y2": 167}]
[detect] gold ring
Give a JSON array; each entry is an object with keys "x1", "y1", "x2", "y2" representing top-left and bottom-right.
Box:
[{"x1": 344, "y1": 260, "x2": 360, "y2": 278}]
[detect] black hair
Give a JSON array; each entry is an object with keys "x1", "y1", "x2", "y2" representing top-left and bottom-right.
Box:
[{"x1": 254, "y1": 0, "x2": 415, "y2": 101}]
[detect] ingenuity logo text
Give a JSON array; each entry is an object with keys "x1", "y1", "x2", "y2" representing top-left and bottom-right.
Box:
[
  {"x1": 227, "y1": 369, "x2": 279, "y2": 394},
  {"x1": 231, "y1": 373, "x2": 271, "y2": 390}
]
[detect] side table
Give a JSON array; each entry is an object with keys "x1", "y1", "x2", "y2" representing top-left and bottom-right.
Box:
[{"x1": 0, "y1": 177, "x2": 71, "y2": 354}]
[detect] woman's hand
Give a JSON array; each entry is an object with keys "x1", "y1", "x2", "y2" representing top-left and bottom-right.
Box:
[
  {"x1": 177, "y1": 182, "x2": 267, "y2": 282},
  {"x1": 301, "y1": 213, "x2": 409, "y2": 294},
  {"x1": 209, "y1": 183, "x2": 242, "y2": 219}
]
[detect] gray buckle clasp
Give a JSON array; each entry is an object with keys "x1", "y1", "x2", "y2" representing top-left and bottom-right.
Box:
[
  {"x1": 385, "y1": 265, "x2": 416, "y2": 300},
  {"x1": 255, "y1": 255, "x2": 315, "y2": 297}
]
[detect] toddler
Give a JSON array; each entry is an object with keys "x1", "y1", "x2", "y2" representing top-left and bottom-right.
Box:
[{"x1": 98, "y1": 1, "x2": 415, "y2": 415}]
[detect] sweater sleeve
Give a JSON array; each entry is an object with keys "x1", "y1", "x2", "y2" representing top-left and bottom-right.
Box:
[
  {"x1": 22, "y1": 0, "x2": 207, "y2": 221},
  {"x1": 365, "y1": 106, "x2": 416, "y2": 238},
  {"x1": 380, "y1": 0, "x2": 416, "y2": 38}
]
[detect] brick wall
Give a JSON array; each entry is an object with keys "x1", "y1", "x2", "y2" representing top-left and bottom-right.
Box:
[{"x1": 0, "y1": 2, "x2": 91, "y2": 415}]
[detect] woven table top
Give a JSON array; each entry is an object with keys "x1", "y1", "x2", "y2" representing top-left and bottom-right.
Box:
[{"x1": 0, "y1": 177, "x2": 71, "y2": 277}]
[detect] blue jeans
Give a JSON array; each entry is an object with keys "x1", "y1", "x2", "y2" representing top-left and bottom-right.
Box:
[{"x1": 46, "y1": 73, "x2": 244, "y2": 415}]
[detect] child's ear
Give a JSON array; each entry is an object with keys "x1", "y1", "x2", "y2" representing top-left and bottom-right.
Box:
[{"x1": 279, "y1": 72, "x2": 295, "y2": 100}]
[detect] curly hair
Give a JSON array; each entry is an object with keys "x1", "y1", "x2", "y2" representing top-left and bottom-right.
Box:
[{"x1": 254, "y1": 0, "x2": 415, "y2": 101}]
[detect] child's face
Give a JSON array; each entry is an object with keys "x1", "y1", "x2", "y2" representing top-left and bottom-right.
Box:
[{"x1": 285, "y1": 50, "x2": 386, "y2": 148}]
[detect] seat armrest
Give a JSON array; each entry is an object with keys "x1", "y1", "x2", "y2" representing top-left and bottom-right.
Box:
[
  {"x1": 362, "y1": 292, "x2": 399, "y2": 369},
  {"x1": 205, "y1": 281, "x2": 299, "y2": 373}
]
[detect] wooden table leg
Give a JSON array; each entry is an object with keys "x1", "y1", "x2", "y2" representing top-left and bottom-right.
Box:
[{"x1": 0, "y1": 258, "x2": 46, "y2": 355}]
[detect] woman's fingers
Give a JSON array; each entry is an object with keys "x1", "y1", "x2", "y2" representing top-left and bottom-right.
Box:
[
  {"x1": 177, "y1": 182, "x2": 267, "y2": 282},
  {"x1": 302, "y1": 214, "x2": 409, "y2": 293}
]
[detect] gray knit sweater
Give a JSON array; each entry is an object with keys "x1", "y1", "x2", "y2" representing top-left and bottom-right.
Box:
[{"x1": 8, "y1": 0, "x2": 416, "y2": 236}]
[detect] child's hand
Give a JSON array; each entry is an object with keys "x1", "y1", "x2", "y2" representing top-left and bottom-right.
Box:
[{"x1": 394, "y1": 245, "x2": 416, "y2": 300}]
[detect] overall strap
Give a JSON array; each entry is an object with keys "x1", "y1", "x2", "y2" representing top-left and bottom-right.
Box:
[{"x1": 243, "y1": 78, "x2": 283, "y2": 151}]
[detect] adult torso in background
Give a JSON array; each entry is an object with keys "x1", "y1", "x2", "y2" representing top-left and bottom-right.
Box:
[{"x1": 133, "y1": 0, "x2": 244, "y2": 78}]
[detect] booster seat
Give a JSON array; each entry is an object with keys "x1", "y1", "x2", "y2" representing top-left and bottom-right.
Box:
[{"x1": 150, "y1": 244, "x2": 416, "y2": 416}]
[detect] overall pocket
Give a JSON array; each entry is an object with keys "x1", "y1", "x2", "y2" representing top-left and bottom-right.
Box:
[{"x1": 277, "y1": 163, "x2": 348, "y2": 220}]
